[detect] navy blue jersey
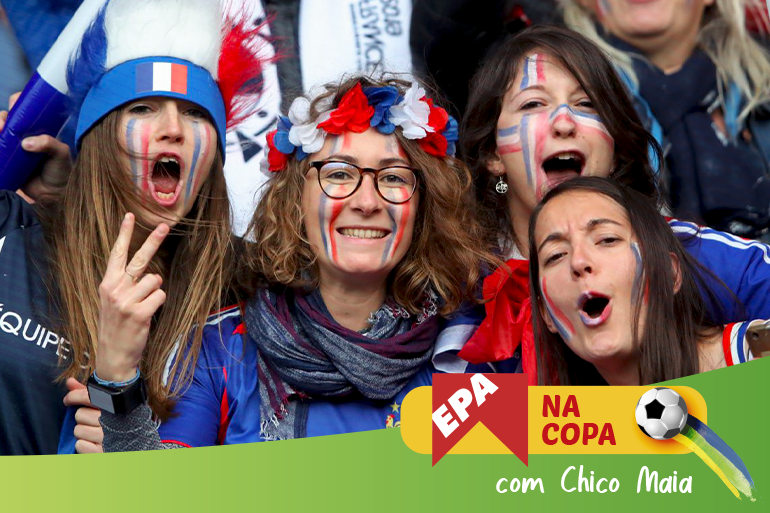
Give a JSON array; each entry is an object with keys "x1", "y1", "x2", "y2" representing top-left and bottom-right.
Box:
[
  {"x1": 157, "y1": 306, "x2": 431, "y2": 446},
  {"x1": 0, "y1": 190, "x2": 68, "y2": 455}
]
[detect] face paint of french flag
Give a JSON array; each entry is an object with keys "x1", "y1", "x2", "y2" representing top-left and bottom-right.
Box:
[
  {"x1": 520, "y1": 54, "x2": 544, "y2": 90},
  {"x1": 549, "y1": 104, "x2": 612, "y2": 143},
  {"x1": 136, "y1": 62, "x2": 188, "y2": 95},
  {"x1": 497, "y1": 124, "x2": 521, "y2": 154}
]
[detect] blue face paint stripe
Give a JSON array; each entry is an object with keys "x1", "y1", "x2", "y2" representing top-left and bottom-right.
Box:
[
  {"x1": 186, "y1": 123, "x2": 202, "y2": 200},
  {"x1": 631, "y1": 242, "x2": 643, "y2": 306},
  {"x1": 549, "y1": 104, "x2": 571, "y2": 121},
  {"x1": 548, "y1": 104, "x2": 604, "y2": 124},
  {"x1": 497, "y1": 124, "x2": 519, "y2": 137},
  {"x1": 319, "y1": 193, "x2": 330, "y2": 256},
  {"x1": 521, "y1": 58, "x2": 531, "y2": 90},
  {"x1": 543, "y1": 294, "x2": 572, "y2": 341},
  {"x1": 381, "y1": 205, "x2": 398, "y2": 265},
  {"x1": 126, "y1": 119, "x2": 139, "y2": 186},
  {"x1": 520, "y1": 114, "x2": 534, "y2": 187}
]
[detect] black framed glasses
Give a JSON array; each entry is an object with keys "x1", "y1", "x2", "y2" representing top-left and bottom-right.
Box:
[{"x1": 309, "y1": 160, "x2": 419, "y2": 204}]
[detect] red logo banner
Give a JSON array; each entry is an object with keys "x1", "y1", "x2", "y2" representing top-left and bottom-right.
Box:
[{"x1": 431, "y1": 373, "x2": 528, "y2": 465}]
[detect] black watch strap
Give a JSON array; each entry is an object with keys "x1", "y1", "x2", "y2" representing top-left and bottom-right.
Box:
[{"x1": 87, "y1": 374, "x2": 148, "y2": 415}]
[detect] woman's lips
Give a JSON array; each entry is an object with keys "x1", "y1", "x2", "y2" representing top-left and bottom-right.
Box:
[
  {"x1": 577, "y1": 291, "x2": 613, "y2": 327},
  {"x1": 148, "y1": 153, "x2": 184, "y2": 207},
  {"x1": 336, "y1": 227, "x2": 391, "y2": 241}
]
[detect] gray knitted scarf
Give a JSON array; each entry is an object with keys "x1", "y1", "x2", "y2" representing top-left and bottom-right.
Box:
[{"x1": 244, "y1": 288, "x2": 439, "y2": 440}]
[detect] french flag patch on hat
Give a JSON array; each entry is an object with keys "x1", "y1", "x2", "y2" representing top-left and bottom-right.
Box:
[{"x1": 135, "y1": 62, "x2": 188, "y2": 95}]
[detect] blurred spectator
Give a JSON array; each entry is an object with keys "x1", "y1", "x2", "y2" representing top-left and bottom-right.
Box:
[
  {"x1": 0, "y1": 7, "x2": 31, "y2": 103},
  {"x1": 1, "y1": 0, "x2": 79, "y2": 68},
  {"x1": 562, "y1": 0, "x2": 770, "y2": 239}
]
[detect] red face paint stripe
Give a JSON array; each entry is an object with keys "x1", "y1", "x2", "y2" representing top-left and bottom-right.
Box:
[
  {"x1": 536, "y1": 54, "x2": 545, "y2": 83},
  {"x1": 534, "y1": 112, "x2": 548, "y2": 195},
  {"x1": 141, "y1": 124, "x2": 151, "y2": 193},
  {"x1": 391, "y1": 189, "x2": 410, "y2": 260},
  {"x1": 341, "y1": 131, "x2": 353, "y2": 151},
  {"x1": 328, "y1": 200, "x2": 344, "y2": 262},
  {"x1": 542, "y1": 277, "x2": 575, "y2": 336}
]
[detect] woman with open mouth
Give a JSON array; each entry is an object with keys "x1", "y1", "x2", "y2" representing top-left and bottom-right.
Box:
[
  {"x1": 94, "y1": 75, "x2": 500, "y2": 449},
  {"x1": 530, "y1": 176, "x2": 762, "y2": 385},
  {"x1": 450, "y1": 26, "x2": 770, "y2": 382},
  {"x1": 0, "y1": 0, "x2": 265, "y2": 455}
]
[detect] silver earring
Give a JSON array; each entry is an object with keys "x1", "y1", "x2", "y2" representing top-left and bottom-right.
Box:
[{"x1": 495, "y1": 176, "x2": 508, "y2": 194}]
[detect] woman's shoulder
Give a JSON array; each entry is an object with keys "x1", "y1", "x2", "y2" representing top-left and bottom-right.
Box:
[
  {"x1": 0, "y1": 189, "x2": 40, "y2": 236},
  {"x1": 197, "y1": 304, "x2": 247, "y2": 362}
]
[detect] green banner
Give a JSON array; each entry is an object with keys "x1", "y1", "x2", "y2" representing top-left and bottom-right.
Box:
[{"x1": 1, "y1": 358, "x2": 767, "y2": 512}]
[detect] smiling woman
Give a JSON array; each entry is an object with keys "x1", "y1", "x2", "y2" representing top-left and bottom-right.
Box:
[
  {"x1": 96, "y1": 75, "x2": 501, "y2": 449},
  {"x1": 529, "y1": 177, "x2": 763, "y2": 386}
]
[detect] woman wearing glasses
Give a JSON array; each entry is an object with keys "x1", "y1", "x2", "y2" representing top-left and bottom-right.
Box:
[{"x1": 95, "y1": 75, "x2": 498, "y2": 448}]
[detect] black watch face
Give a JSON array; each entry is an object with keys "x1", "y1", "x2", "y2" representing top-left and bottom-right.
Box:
[{"x1": 88, "y1": 386, "x2": 116, "y2": 414}]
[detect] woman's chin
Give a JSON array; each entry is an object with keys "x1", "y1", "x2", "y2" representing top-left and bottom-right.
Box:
[
  {"x1": 135, "y1": 209, "x2": 182, "y2": 231},
  {"x1": 579, "y1": 332, "x2": 633, "y2": 362}
]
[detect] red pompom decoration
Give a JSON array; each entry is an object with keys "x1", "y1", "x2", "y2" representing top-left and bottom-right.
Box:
[
  {"x1": 317, "y1": 83, "x2": 375, "y2": 135},
  {"x1": 266, "y1": 130, "x2": 289, "y2": 172},
  {"x1": 418, "y1": 131, "x2": 448, "y2": 158},
  {"x1": 218, "y1": 12, "x2": 271, "y2": 130},
  {"x1": 424, "y1": 98, "x2": 449, "y2": 133}
]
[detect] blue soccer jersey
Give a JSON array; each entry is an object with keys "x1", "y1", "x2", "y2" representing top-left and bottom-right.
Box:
[
  {"x1": 156, "y1": 305, "x2": 432, "y2": 446},
  {"x1": 0, "y1": 191, "x2": 68, "y2": 455}
]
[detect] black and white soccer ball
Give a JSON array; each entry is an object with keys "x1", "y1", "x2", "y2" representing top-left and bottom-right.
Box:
[{"x1": 635, "y1": 387, "x2": 688, "y2": 440}]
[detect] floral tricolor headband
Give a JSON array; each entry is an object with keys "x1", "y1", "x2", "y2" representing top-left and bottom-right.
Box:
[{"x1": 264, "y1": 82, "x2": 459, "y2": 172}]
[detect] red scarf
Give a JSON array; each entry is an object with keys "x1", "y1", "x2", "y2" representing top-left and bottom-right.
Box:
[{"x1": 458, "y1": 259, "x2": 538, "y2": 385}]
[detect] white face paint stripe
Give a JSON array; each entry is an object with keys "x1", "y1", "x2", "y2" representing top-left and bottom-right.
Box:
[
  {"x1": 548, "y1": 103, "x2": 612, "y2": 142},
  {"x1": 521, "y1": 54, "x2": 542, "y2": 89},
  {"x1": 125, "y1": 118, "x2": 141, "y2": 187},
  {"x1": 497, "y1": 124, "x2": 521, "y2": 153}
]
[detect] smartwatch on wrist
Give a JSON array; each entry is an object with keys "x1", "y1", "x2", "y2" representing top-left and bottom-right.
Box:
[{"x1": 87, "y1": 373, "x2": 148, "y2": 415}]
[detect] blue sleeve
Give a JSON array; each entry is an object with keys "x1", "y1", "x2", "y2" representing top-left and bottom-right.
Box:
[
  {"x1": 157, "y1": 331, "x2": 229, "y2": 448},
  {"x1": 57, "y1": 407, "x2": 77, "y2": 454},
  {"x1": 670, "y1": 219, "x2": 770, "y2": 322}
]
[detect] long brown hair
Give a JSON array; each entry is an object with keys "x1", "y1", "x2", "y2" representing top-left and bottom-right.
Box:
[
  {"x1": 38, "y1": 109, "x2": 233, "y2": 417},
  {"x1": 240, "y1": 75, "x2": 502, "y2": 315},
  {"x1": 462, "y1": 25, "x2": 661, "y2": 253},
  {"x1": 528, "y1": 177, "x2": 730, "y2": 386}
]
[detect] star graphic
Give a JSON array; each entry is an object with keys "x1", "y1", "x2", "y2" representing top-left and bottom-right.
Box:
[{"x1": 390, "y1": 402, "x2": 400, "y2": 413}]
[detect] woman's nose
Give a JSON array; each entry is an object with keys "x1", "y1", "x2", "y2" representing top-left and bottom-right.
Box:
[
  {"x1": 550, "y1": 104, "x2": 577, "y2": 138},
  {"x1": 570, "y1": 244, "x2": 594, "y2": 278},
  {"x1": 156, "y1": 102, "x2": 184, "y2": 143},
  {"x1": 349, "y1": 173, "x2": 382, "y2": 214}
]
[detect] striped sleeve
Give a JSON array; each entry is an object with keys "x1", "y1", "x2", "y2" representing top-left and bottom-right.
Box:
[
  {"x1": 721, "y1": 322, "x2": 756, "y2": 366},
  {"x1": 668, "y1": 218, "x2": 770, "y2": 322}
]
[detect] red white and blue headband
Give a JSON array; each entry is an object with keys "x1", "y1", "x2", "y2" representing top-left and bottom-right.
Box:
[{"x1": 264, "y1": 82, "x2": 459, "y2": 172}]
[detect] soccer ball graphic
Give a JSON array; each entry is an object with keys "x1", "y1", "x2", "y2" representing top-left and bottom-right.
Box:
[{"x1": 635, "y1": 387, "x2": 688, "y2": 440}]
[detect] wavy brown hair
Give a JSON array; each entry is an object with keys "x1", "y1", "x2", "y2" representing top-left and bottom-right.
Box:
[
  {"x1": 240, "y1": 75, "x2": 502, "y2": 315},
  {"x1": 462, "y1": 25, "x2": 661, "y2": 254},
  {"x1": 37, "y1": 109, "x2": 233, "y2": 418}
]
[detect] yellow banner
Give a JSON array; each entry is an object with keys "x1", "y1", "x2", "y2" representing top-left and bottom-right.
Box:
[{"x1": 401, "y1": 385, "x2": 706, "y2": 455}]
